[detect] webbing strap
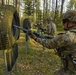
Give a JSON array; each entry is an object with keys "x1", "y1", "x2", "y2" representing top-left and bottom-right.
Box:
[
  {"x1": 14, "y1": 62, "x2": 18, "y2": 75},
  {"x1": 4, "y1": 50, "x2": 10, "y2": 75},
  {"x1": 4, "y1": 50, "x2": 18, "y2": 75},
  {"x1": 25, "y1": 33, "x2": 28, "y2": 54}
]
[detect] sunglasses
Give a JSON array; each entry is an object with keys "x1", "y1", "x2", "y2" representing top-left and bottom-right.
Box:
[{"x1": 62, "y1": 19, "x2": 69, "y2": 24}]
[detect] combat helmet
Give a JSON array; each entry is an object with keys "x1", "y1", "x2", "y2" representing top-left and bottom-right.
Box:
[
  {"x1": 62, "y1": 10, "x2": 76, "y2": 22},
  {"x1": 47, "y1": 17, "x2": 52, "y2": 21}
]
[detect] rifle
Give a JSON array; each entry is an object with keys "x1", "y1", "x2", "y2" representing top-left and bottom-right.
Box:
[
  {"x1": 13, "y1": 25, "x2": 30, "y2": 54},
  {"x1": 39, "y1": 27, "x2": 47, "y2": 32},
  {"x1": 34, "y1": 23, "x2": 46, "y2": 33},
  {"x1": 33, "y1": 31, "x2": 53, "y2": 39},
  {"x1": 13, "y1": 25, "x2": 53, "y2": 39}
]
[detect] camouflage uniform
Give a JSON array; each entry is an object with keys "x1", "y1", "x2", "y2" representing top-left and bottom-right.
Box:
[
  {"x1": 46, "y1": 17, "x2": 57, "y2": 37},
  {"x1": 47, "y1": 21, "x2": 57, "y2": 36},
  {"x1": 33, "y1": 11, "x2": 76, "y2": 75},
  {"x1": 36, "y1": 26, "x2": 76, "y2": 75}
]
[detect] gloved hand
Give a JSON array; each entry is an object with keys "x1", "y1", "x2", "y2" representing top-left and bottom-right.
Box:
[
  {"x1": 28, "y1": 30, "x2": 37, "y2": 40},
  {"x1": 33, "y1": 31, "x2": 40, "y2": 37},
  {"x1": 33, "y1": 31, "x2": 52, "y2": 39}
]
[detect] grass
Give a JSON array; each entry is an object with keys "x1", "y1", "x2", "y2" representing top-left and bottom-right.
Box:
[{"x1": 0, "y1": 32, "x2": 61, "y2": 75}]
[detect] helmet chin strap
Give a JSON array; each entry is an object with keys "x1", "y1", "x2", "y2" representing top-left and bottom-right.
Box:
[
  {"x1": 67, "y1": 22, "x2": 69, "y2": 28},
  {"x1": 64, "y1": 22, "x2": 69, "y2": 30}
]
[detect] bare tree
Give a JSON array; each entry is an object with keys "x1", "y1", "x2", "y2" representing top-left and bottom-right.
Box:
[
  {"x1": 15, "y1": 0, "x2": 17, "y2": 7},
  {"x1": 13, "y1": 0, "x2": 18, "y2": 7},
  {"x1": 52, "y1": 0, "x2": 55, "y2": 11},
  {"x1": 43, "y1": 0, "x2": 47, "y2": 22},
  {"x1": 61, "y1": 0, "x2": 65, "y2": 17},
  {"x1": 2, "y1": 0, "x2": 5, "y2": 5},
  {"x1": 6, "y1": 0, "x2": 8, "y2": 4},
  {"x1": 48, "y1": 0, "x2": 51, "y2": 13},
  {"x1": 54, "y1": 0, "x2": 58, "y2": 22},
  {"x1": 13, "y1": 0, "x2": 15, "y2": 6},
  {"x1": 46, "y1": 0, "x2": 48, "y2": 14}
]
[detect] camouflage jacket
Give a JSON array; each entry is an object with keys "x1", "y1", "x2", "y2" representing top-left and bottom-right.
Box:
[
  {"x1": 36, "y1": 26, "x2": 76, "y2": 73},
  {"x1": 47, "y1": 22, "x2": 57, "y2": 36},
  {"x1": 36, "y1": 26, "x2": 76, "y2": 50}
]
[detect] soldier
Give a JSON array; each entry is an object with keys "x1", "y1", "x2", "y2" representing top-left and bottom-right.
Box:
[
  {"x1": 23, "y1": 18, "x2": 31, "y2": 31},
  {"x1": 23, "y1": 18, "x2": 31, "y2": 41},
  {"x1": 46, "y1": 17, "x2": 57, "y2": 37},
  {"x1": 37, "y1": 21, "x2": 43, "y2": 33},
  {"x1": 29, "y1": 10, "x2": 76, "y2": 75}
]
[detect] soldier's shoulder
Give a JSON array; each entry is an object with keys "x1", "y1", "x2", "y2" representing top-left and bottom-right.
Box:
[{"x1": 58, "y1": 32, "x2": 65, "y2": 35}]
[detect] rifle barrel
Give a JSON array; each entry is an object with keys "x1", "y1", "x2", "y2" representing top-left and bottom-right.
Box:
[
  {"x1": 13, "y1": 25, "x2": 28, "y2": 32},
  {"x1": 13, "y1": 25, "x2": 52, "y2": 39}
]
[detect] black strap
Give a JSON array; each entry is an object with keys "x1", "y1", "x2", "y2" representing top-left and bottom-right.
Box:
[{"x1": 68, "y1": 54, "x2": 76, "y2": 68}]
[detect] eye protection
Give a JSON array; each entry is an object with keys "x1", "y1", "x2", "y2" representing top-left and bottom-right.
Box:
[{"x1": 62, "y1": 19, "x2": 69, "y2": 24}]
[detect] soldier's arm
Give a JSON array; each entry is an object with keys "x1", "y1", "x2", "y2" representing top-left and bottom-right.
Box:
[
  {"x1": 52, "y1": 23, "x2": 57, "y2": 35},
  {"x1": 48, "y1": 24, "x2": 52, "y2": 34},
  {"x1": 47, "y1": 23, "x2": 56, "y2": 35},
  {"x1": 35, "y1": 31, "x2": 73, "y2": 49}
]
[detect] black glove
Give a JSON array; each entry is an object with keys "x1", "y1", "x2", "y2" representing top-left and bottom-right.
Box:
[
  {"x1": 33, "y1": 31, "x2": 51, "y2": 39},
  {"x1": 28, "y1": 31, "x2": 37, "y2": 40},
  {"x1": 33, "y1": 31, "x2": 40, "y2": 37},
  {"x1": 29, "y1": 31, "x2": 53, "y2": 40}
]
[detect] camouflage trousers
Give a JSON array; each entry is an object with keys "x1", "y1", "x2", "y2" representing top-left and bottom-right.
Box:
[{"x1": 54, "y1": 68, "x2": 76, "y2": 75}]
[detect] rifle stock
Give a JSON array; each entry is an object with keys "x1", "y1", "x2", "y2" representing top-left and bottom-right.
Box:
[{"x1": 13, "y1": 25, "x2": 28, "y2": 32}]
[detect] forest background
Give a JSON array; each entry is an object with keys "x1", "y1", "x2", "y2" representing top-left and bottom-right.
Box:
[{"x1": 0, "y1": 0, "x2": 76, "y2": 75}]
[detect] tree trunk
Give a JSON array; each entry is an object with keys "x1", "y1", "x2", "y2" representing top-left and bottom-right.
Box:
[
  {"x1": 48, "y1": 0, "x2": 51, "y2": 13},
  {"x1": 61, "y1": 0, "x2": 64, "y2": 17},
  {"x1": 8, "y1": 0, "x2": 9, "y2": 5},
  {"x1": 52, "y1": 0, "x2": 54, "y2": 11},
  {"x1": 43, "y1": 0, "x2": 46, "y2": 22},
  {"x1": 54, "y1": 0, "x2": 58, "y2": 22},
  {"x1": 13, "y1": 0, "x2": 15, "y2": 6},
  {"x1": 15, "y1": 0, "x2": 17, "y2": 7},
  {"x1": 2, "y1": 0, "x2": 5, "y2": 5},
  {"x1": 46, "y1": 0, "x2": 48, "y2": 14},
  {"x1": 6, "y1": 0, "x2": 7, "y2": 4}
]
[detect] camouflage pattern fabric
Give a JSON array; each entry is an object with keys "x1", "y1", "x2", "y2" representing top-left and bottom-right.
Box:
[
  {"x1": 62, "y1": 10, "x2": 76, "y2": 22},
  {"x1": 46, "y1": 22, "x2": 56, "y2": 36},
  {"x1": 54, "y1": 68, "x2": 76, "y2": 75},
  {"x1": 36, "y1": 26, "x2": 76, "y2": 75}
]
